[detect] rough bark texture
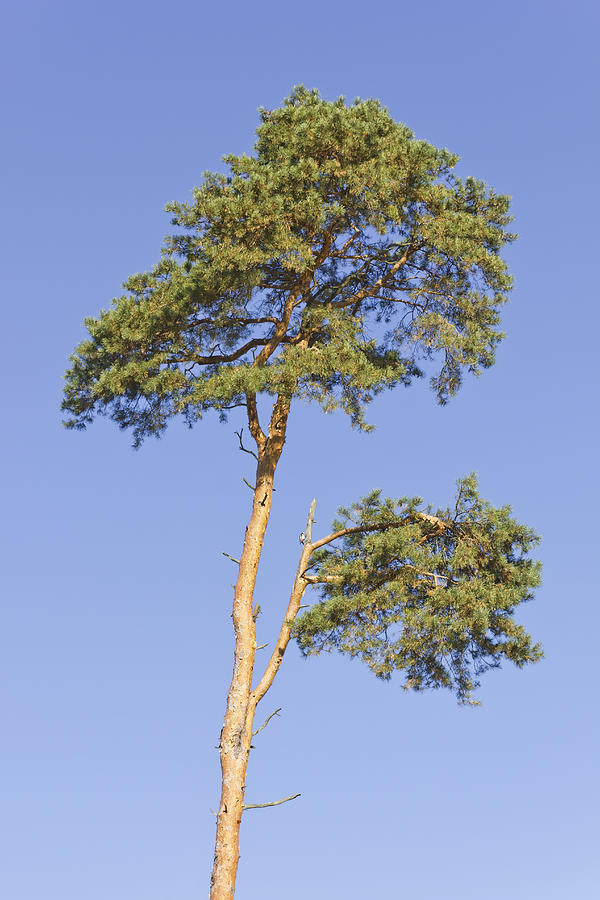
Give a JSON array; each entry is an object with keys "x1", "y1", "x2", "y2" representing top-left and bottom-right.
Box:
[{"x1": 209, "y1": 396, "x2": 290, "y2": 900}]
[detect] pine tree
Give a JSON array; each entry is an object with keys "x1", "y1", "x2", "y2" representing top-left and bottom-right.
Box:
[{"x1": 62, "y1": 87, "x2": 542, "y2": 899}]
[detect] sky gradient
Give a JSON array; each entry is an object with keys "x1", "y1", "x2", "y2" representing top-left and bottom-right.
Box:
[{"x1": 2, "y1": 1, "x2": 598, "y2": 897}]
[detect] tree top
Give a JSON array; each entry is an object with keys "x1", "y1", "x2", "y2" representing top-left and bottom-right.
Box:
[{"x1": 63, "y1": 86, "x2": 515, "y2": 445}]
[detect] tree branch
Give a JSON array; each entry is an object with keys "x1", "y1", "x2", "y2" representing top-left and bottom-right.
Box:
[
  {"x1": 246, "y1": 393, "x2": 266, "y2": 452},
  {"x1": 250, "y1": 499, "x2": 318, "y2": 708},
  {"x1": 222, "y1": 552, "x2": 241, "y2": 565},
  {"x1": 243, "y1": 793, "x2": 301, "y2": 811},
  {"x1": 234, "y1": 428, "x2": 259, "y2": 461},
  {"x1": 330, "y1": 241, "x2": 424, "y2": 311},
  {"x1": 332, "y1": 225, "x2": 361, "y2": 257},
  {"x1": 251, "y1": 228, "x2": 337, "y2": 370},
  {"x1": 302, "y1": 564, "x2": 455, "y2": 587},
  {"x1": 252, "y1": 707, "x2": 281, "y2": 737},
  {"x1": 167, "y1": 335, "x2": 271, "y2": 367},
  {"x1": 187, "y1": 314, "x2": 280, "y2": 330},
  {"x1": 308, "y1": 522, "x2": 391, "y2": 552},
  {"x1": 308, "y1": 511, "x2": 450, "y2": 553},
  {"x1": 302, "y1": 573, "x2": 343, "y2": 584}
]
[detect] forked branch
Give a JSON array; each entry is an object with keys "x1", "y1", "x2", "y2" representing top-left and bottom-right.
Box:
[
  {"x1": 250, "y1": 499, "x2": 318, "y2": 708},
  {"x1": 234, "y1": 428, "x2": 259, "y2": 461}
]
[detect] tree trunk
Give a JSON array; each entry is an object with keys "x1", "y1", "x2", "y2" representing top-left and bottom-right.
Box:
[{"x1": 209, "y1": 398, "x2": 289, "y2": 899}]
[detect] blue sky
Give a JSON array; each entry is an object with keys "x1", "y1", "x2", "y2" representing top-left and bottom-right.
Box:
[{"x1": 2, "y1": 1, "x2": 598, "y2": 897}]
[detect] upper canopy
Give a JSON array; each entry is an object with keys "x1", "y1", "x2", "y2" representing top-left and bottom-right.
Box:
[{"x1": 63, "y1": 86, "x2": 515, "y2": 445}]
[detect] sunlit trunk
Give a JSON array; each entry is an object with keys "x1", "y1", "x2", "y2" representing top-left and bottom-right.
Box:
[{"x1": 209, "y1": 399, "x2": 289, "y2": 899}]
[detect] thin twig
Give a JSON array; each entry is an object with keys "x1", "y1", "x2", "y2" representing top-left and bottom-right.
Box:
[
  {"x1": 222, "y1": 552, "x2": 241, "y2": 565},
  {"x1": 252, "y1": 707, "x2": 282, "y2": 737},
  {"x1": 234, "y1": 428, "x2": 259, "y2": 461},
  {"x1": 243, "y1": 793, "x2": 301, "y2": 811},
  {"x1": 255, "y1": 642, "x2": 268, "y2": 651},
  {"x1": 243, "y1": 476, "x2": 275, "y2": 494}
]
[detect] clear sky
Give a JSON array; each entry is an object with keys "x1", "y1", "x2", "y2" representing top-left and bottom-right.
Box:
[{"x1": 2, "y1": 1, "x2": 598, "y2": 897}]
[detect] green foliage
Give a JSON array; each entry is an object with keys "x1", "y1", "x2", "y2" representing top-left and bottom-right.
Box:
[
  {"x1": 295, "y1": 475, "x2": 542, "y2": 703},
  {"x1": 62, "y1": 86, "x2": 515, "y2": 445}
]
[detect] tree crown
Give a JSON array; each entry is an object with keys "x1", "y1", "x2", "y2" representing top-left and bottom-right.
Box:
[
  {"x1": 62, "y1": 86, "x2": 515, "y2": 444},
  {"x1": 296, "y1": 475, "x2": 542, "y2": 703}
]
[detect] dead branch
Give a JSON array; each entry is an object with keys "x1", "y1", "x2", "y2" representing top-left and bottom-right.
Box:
[
  {"x1": 243, "y1": 793, "x2": 301, "y2": 811},
  {"x1": 252, "y1": 707, "x2": 281, "y2": 737},
  {"x1": 222, "y1": 552, "x2": 241, "y2": 565},
  {"x1": 234, "y1": 428, "x2": 259, "y2": 461}
]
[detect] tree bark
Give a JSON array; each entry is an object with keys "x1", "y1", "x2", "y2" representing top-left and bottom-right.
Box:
[{"x1": 209, "y1": 396, "x2": 289, "y2": 900}]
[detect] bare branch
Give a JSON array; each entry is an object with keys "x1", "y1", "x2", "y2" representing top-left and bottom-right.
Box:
[
  {"x1": 243, "y1": 793, "x2": 301, "y2": 811},
  {"x1": 255, "y1": 642, "x2": 268, "y2": 651},
  {"x1": 166, "y1": 335, "x2": 272, "y2": 367},
  {"x1": 331, "y1": 241, "x2": 424, "y2": 311},
  {"x1": 234, "y1": 428, "x2": 259, "y2": 461},
  {"x1": 252, "y1": 707, "x2": 281, "y2": 737},
  {"x1": 251, "y1": 499, "x2": 318, "y2": 708},
  {"x1": 243, "y1": 477, "x2": 256, "y2": 492},
  {"x1": 230, "y1": 315, "x2": 279, "y2": 327},
  {"x1": 308, "y1": 522, "x2": 390, "y2": 553},
  {"x1": 222, "y1": 552, "x2": 241, "y2": 565},
  {"x1": 187, "y1": 314, "x2": 279, "y2": 330},
  {"x1": 332, "y1": 224, "x2": 361, "y2": 257}
]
